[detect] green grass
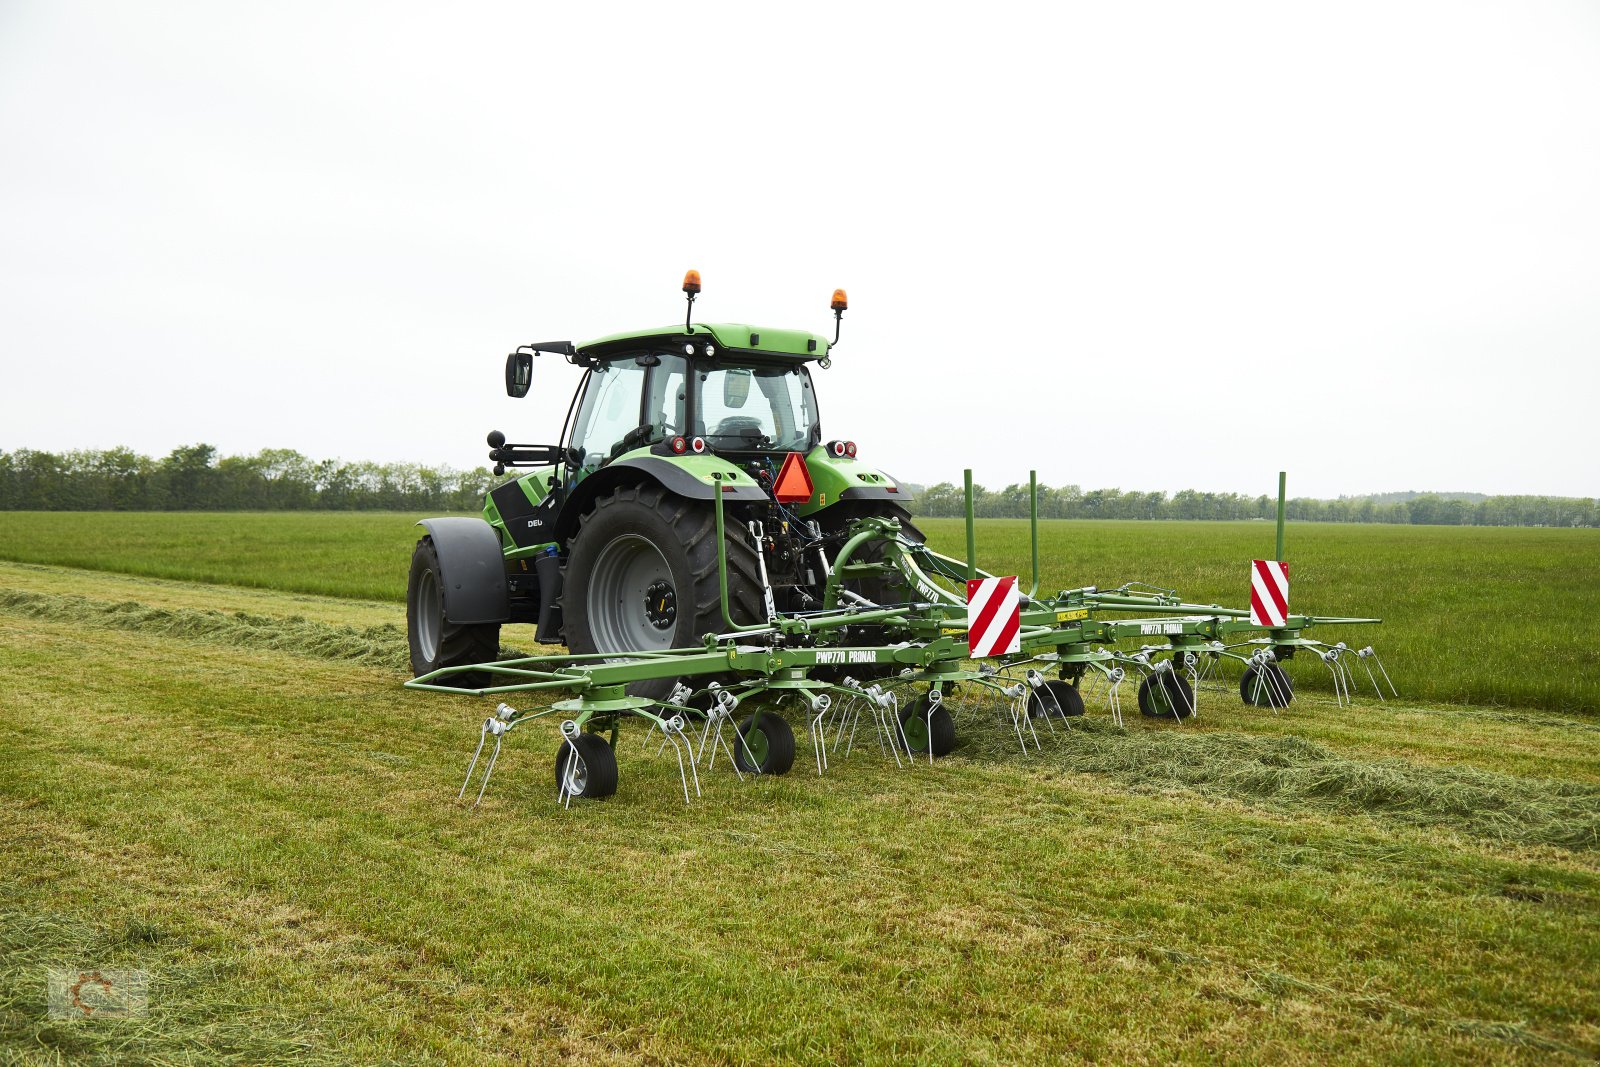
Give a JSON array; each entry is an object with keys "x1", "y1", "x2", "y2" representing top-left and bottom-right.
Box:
[
  {"x1": 0, "y1": 512, "x2": 1595, "y2": 712},
  {"x1": 2, "y1": 561, "x2": 1599, "y2": 1064}
]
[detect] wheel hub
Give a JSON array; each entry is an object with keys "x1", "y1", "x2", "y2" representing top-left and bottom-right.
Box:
[{"x1": 643, "y1": 579, "x2": 677, "y2": 631}]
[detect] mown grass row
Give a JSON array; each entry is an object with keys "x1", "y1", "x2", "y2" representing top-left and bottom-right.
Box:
[{"x1": 0, "y1": 511, "x2": 1596, "y2": 713}]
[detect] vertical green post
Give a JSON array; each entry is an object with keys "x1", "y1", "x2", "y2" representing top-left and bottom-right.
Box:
[
  {"x1": 964, "y1": 468, "x2": 977, "y2": 582},
  {"x1": 1275, "y1": 470, "x2": 1286, "y2": 561},
  {"x1": 1028, "y1": 469, "x2": 1039, "y2": 597}
]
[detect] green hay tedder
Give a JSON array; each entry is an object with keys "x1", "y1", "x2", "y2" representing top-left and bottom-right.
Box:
[{"x1": 405, "y1": 273, "x2": 1394, "y2": 805}]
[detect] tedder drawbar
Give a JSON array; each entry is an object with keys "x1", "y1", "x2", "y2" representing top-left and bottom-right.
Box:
[{"x1": 404, "y1": 273, "x2": 1396, "y2": 806}]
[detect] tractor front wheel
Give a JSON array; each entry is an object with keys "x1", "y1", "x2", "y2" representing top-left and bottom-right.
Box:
[{"x1": 407, "y1": 536, "x2": 500, "y2": 689}]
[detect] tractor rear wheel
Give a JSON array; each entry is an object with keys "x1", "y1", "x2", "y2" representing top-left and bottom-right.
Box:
[
  {"x1": 554, "y1": 733, "x2": 619, "y2": 799},
  {"x1": 1137, "y1": 671, "x2": 1195, "y2": 720},
  {"x1": 1240, "y1": 664, "x2": 1294, "y2": 707},
  {"x1": 407, "y1": 536, "x2": 501, "y2": 689},
  {"x1": 562, "y1": 483, "x2": 763, "y2": 700}
]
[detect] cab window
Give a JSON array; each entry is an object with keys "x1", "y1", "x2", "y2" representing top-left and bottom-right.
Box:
[{"x1": 568, "y1": 358, "x2": 648, "y2": 474}]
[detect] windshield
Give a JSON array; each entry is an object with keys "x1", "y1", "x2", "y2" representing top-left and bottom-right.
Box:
[{"x1": 694, "y1": 363, "x2": 818, "y2": 451}]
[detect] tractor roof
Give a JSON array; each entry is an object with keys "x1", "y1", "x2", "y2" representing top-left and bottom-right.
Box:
[{"x1": 577, "y1": 322, "x2": 830, "y2": 362}]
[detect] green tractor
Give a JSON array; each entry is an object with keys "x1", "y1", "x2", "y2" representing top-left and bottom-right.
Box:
[{"x1": 406, "y1": 272, "x2": 918, "y2": 771}]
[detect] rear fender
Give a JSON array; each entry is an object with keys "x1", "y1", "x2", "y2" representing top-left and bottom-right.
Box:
[{"x1": 417, "y1": 517, "x2": 510, "y2": 624}]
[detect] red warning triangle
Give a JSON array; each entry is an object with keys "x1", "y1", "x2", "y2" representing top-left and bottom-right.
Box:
[{"x1": 772, "y1": 451, "x2": 815, "y2": 503}]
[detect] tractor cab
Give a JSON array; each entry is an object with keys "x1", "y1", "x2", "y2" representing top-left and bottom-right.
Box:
[{"x1": 562, "y1": 330, "x2": 822, "y2": 484}]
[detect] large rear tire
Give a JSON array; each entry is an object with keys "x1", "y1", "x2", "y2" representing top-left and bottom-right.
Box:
[
  {"x1": 407, "y1": 536, "x2": 501, "y2": 689},
  {"x1": 562, "y1": 483, "x2": 763, "y2": 700}
]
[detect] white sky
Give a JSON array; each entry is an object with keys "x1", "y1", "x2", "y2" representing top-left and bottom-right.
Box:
[{"x1": 2, "y1": 1, "x2": 1597, "y2": 499}]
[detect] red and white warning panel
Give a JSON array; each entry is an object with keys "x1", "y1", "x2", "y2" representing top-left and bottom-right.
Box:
[
  {"x1": 1250, "y1": 559, "x2": 1290, "y2": 627},
  {"x1": 967, "y1": 575, "x2": 1022, "y2": 657}
]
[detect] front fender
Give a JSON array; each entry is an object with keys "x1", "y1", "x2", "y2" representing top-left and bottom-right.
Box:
[{"x1": 417, "y1": 517, "x2": 510, "y2": 624}]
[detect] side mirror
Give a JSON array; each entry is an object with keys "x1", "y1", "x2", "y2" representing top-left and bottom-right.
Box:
[{"x1": 505, "y1": 351, "x2": 533, "y2": 398}]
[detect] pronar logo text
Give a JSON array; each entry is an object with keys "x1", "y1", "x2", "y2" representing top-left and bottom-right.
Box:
[
  {"x1": 815, "y1": 650, "x2": 882, "y2": 665},
  {"x1": 1140, "y1": 622, "x2": 1184, "y2": 635}
]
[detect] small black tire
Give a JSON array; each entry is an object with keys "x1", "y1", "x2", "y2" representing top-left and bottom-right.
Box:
[
  {"x1": 1028, "y1": 680, "x2": 1085, "y2": 720},
  {"x1": 553, "y1": 733, "x2": 619, "y2": 800},
  {"x1": 732, "y1": 711, "x2": 796, "y2": 776},
  {"x1": 407, "y1": 536, "x2": 501, "y2": 689},
  {"x1": 899, "y1": 695, "x2": 957, "y2": 757},
  {"x1": 1240, "y1": 664, "x2": 1294, "y2": 708},
  {"x1": 1137, "y1": 672, "x2": 1196, "y2": 720}
]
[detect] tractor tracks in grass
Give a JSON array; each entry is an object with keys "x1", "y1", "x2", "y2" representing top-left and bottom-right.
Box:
[{"x1": 957, "y1": 715, "x2": 1600, "y2": 854}]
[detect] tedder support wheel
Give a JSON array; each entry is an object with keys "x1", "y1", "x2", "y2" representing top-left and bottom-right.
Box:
[
  {"x1": 562, "y1": 483, "x2": 762, "y2": 701},
  {"x1": 900, "y1": 694, "x2": 957, "y2": 757},
  {"x1": 732, "y1": 711, "x2": 796, "y2": 775},
  {"x1": 1137, "y1": 672, "x2": 1196, "y2": 720},
  {"x1": 407, "y1": 536, "x2": 501, "y2": 689},
  {"x1": 1240, "y1": 663, "x2": 1294, "y2": 708},
  {"x1": 554, "y1": 733, "x2": 619, "y2": 800},
  {"x1": 1028, "y1": 680, "x2": 1086, "y2": 720}
]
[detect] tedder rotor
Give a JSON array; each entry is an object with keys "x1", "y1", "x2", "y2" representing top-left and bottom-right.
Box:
[{"x1": 405, "y1": 273, "x2": 1396, "y2": 806}]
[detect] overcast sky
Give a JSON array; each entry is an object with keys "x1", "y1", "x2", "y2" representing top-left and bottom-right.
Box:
[{"x1": 2, "y1": 1, "x2": 1597, "y2": 499}]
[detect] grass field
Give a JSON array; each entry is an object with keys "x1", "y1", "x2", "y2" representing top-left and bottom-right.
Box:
[
  {"x1": 0, "y1": 511, "x2": 1595, "y2": 712},
  {"x1": 2, "y1": 514, "x2": 1599, "y2": 1064}
]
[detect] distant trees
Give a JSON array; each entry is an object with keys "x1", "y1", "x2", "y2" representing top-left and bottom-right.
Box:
[
  {"x1": 1, "y1": 447, "x2": 1594, "y2": 525},
  {"x1": 0, "y1": 446, "x2": 496, "y2": 512},
  {"x1": 906, "y1": 481, "x2": 1599, "y2": 527}
]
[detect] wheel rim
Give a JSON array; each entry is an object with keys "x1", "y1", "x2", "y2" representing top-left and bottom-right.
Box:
[
  {"x1": 416, "y1": 567, "x2": 442, "y2": 662},
  {"x1": 743, "y1": 725, "x2": 770, "y2": 767},
  {"x1": 1148, "y1": 676, "x2": 1177, "y2": 716},
  {"x1": 587, "y1": 534, "x2": 677, "y2": 652},
  {"x1": 902, "y1": 708, "x2": 930, "y2": 751},
  {"x1": 561, "y1": 747, "x2": 589, "y2": 795}
]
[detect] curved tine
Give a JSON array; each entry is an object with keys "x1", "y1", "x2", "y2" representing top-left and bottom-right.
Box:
[
  {"x1": 832, "y1": 696, "x2": 860, "y2": 754},
  {"x1": 1020, "y1": 689, "x2": 1042, "y2": 750},
  {"x1": 1320, "y1": 653, "x2": 1346, "y2": 708},
  {"x1": 1037, "y1": 684, "x2": 1063, "y2": 737},
  {"x1": 1372, "y1": 651, "x2": 1398, "y2": 698},
  {"x1": 661, "y1": 721, "x2": 698, "y2": 803},
  {"x1": 882, "y1": 691, "x2": 906, "y2": 768},
  {"x1": 811, "y1": 701, "x2": 831, "y2": 776},
  {"x1": 460, "y1": 718, "x2": 491, "y2": 802},
  {"x1": 558, "y1": 741, "x2": 577, "y2": 809},
  {"x1": 1361, "y1": 656, "x2": 1384, "y2": 701}
]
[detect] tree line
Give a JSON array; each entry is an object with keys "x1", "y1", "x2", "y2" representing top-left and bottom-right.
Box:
[
  {"x1": 906, "y1": 481, "x2": 1599, "y2": 527},
  {"x1": 0, "y1": 447, "x2": 1593, "y2": 526},
  {"x1": 0, "y1": 446, "x2": 497, "y2": 512}
]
